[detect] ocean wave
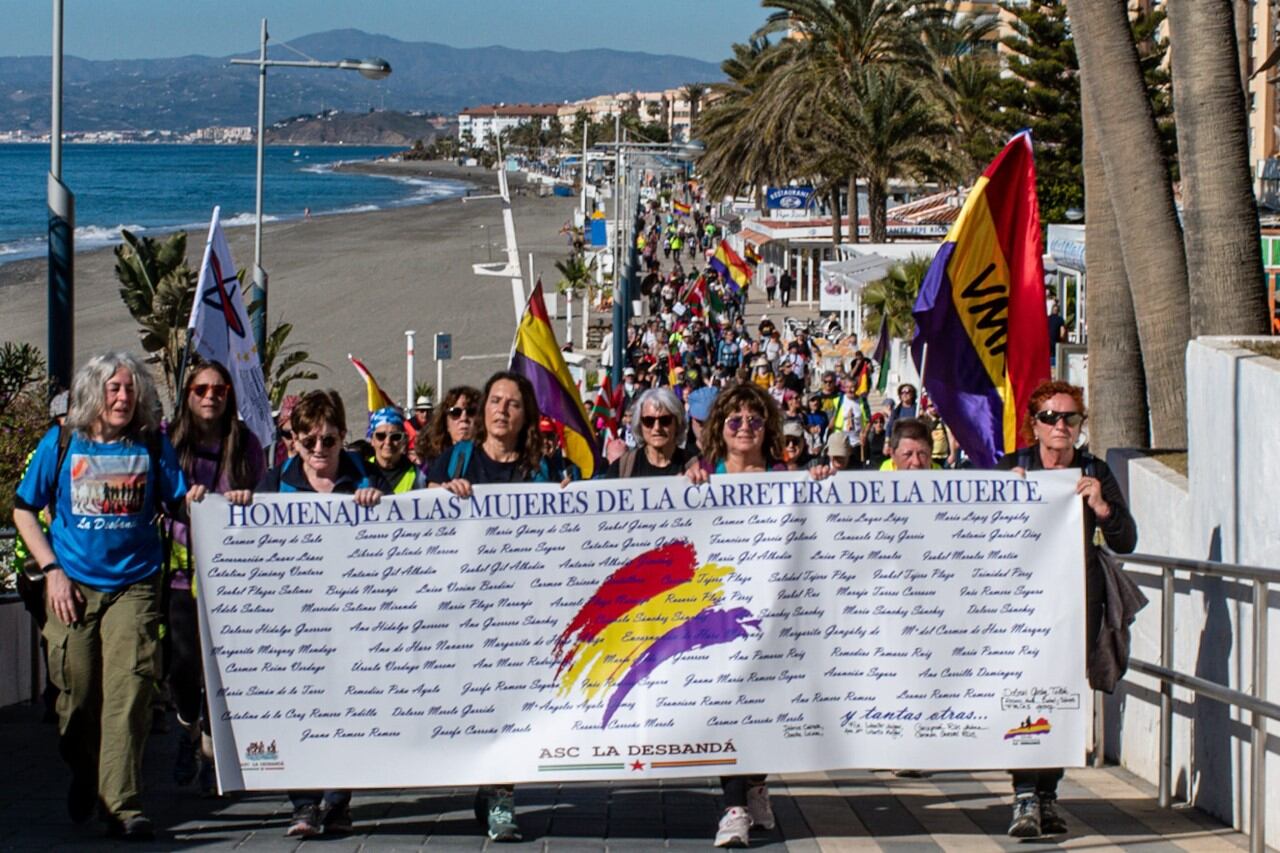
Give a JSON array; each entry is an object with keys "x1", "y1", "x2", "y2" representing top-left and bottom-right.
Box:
[
  {"x1": 76, "y1": 224, "x2": 145, "y2": 243},
  {"x1": 220, "y1": 212, "x2": 281, "y2": 227}
]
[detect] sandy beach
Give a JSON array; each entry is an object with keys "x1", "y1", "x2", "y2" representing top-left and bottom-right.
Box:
[{"x1": 0, "y1": 159, "x2": 590, "y2": 417}]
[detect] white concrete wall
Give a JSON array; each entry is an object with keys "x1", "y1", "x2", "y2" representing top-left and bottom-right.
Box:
[{"x1": 1112, "y1": 337, "x2": 1280, "y2": 839}]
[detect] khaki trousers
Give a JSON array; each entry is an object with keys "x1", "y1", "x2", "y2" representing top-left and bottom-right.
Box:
[{"x1": 43, "y1": 573, "x2": 161, "y2": 821}]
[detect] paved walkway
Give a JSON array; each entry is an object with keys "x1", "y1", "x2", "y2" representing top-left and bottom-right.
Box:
[{"x1": 1, "y1": 702, "x2": 1251, "y2": 852}]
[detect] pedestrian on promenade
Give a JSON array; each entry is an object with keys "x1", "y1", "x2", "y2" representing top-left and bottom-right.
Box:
[
  {"x1": 165, "y1": 357, "x2": 263, "y2": 795},
  {"x1": 997, "y1": 380, "x2": 1137, "y2": 839},
  {"x1": 427, "y1": 370, "x2": 568, "y2": 842},
  {"x1": 413, "y1": 385, "x2": 480, "y2": 471},
  {"x1": 765, "y1": 267, "x2": 778, "y2": 307},
  {"x1": 255, "y1": 389, "x2": 383, "y2": 838},
  {"x1": 779, "y1": 268, "x2": 793, "y2": 307},
  {"x1": 13, "y1": 351, "x2": 206, "y2": 840}
]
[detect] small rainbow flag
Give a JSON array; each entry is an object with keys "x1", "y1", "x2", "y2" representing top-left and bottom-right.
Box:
[
  {"x1": 553, "y1": 542, "x2": 761, "y2": 728},
  {"x1": 709, "y1": 241, "x2": 752, "y2": 293},
  {"x1": 510, "y1": 281, "x2": 600, "y2": 478},
  {"x1": 348, "y1": 354, "x2": 396, "y2": 413}
]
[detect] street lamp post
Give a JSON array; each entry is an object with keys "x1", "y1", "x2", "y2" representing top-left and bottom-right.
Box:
[
  {"x1": 599, "y1": 138, "x2": 704, "y2": 386},
  {"x1": 230, "y1": 18, "x2": 391, "y2": 354},
  {"x1": 47, "y1": 0, "x2": 74, "y2": 394}
]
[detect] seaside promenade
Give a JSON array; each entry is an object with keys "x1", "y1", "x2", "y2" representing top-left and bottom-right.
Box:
[{"x1": 0, "y1": 701, "x2": 1248, "y2": 851}]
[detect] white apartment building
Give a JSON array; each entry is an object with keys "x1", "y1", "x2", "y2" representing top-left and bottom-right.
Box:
[{"x1": 457, "y1": 103, "x2": 559, "y2": 147}]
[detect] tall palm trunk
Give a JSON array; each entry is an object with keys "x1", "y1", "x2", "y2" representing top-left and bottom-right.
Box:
[
  {"x1": 867, "y1": 177, "x2": 888, "y2": 244},
  {"x1": 848, "y1": 176, "x2": 861, "y2": 243},
  {"x1": 1067, "y1": 0, "x2": 1190, "y2": 448},
  {"x1": 1167, "y1": 0, "x2": 1269, "y2": 336},
  {"x1": 1083, "y1": 88, "x2": 1148, "y2": 453},
  {"x1": 830, "y1": 185, "x2": 843, "y2": 247}
]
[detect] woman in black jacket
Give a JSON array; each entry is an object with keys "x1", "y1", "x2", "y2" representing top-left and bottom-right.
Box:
[{"x1": 997, "y1": 380, "x2": 1137, "y2": 839}]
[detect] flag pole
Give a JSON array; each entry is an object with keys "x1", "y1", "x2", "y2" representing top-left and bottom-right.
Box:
[{"x1": 917, "y1": 342, "x2": 930, "y2": 400}]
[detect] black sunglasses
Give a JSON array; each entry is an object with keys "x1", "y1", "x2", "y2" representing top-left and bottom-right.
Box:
[
  {"x1": 372, "y1": 431, "x2": 405, "y2": 443},
  {"x1": 448, "y1": 405, "x2": 478, "y2": 419},
  {"x1": 1034, "y1": 410, "x2": 1085, "y2": 428},
  {"x1": 298, "y1": 434, "x2": 340, "y2": 452},
  {"x1": 640, "y1": 414, "x2": 675, "y2": 428}
]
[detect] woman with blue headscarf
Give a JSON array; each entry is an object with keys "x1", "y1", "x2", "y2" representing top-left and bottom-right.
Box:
[{"x1": 364, "y1": 406, "x2": 427, "y2": 494}]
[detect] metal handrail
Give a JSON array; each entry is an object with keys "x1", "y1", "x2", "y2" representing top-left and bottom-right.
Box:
[{"x1": 1108, "y1": 548, "x2": 1270, "y2": 853}]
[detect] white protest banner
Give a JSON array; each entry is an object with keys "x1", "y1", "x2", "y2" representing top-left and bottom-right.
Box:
[
  {"x1": 193, "y1": 470, "x2": 1087, "y2": 792},
  {"x1": 187, "y1": 206, "x2": 275, "y2": 450}
]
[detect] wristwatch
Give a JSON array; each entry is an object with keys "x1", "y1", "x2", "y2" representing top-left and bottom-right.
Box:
[{"x1": 35, "y1": 561, "x2": 63, "y2": 580}]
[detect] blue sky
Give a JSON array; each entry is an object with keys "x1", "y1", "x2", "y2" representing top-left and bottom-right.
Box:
[{"x1": 3, "y1": 1, "x2": 770, "y2": 63}]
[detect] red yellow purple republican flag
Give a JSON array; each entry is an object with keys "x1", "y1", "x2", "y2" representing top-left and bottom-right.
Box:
[
  {"x1": 709, "y1": 241, "x2": 753, "y2": 293},
  {"x1": 510, "y1": 281, "x2": 600, "y2": 478},
  {"x1": 910, "y1": 131, "x2": 1050, "y2": 468}
]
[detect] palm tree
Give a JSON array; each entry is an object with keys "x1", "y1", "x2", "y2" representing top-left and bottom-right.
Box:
[
  {"x1": 259, "y1": 320, "x2": 322, "y2": 408},
  {"x1": 831, "y1": 68, "x2": 951, "y2": 242},
  {"x1": 1067, "y1": 0, "x2": 1190, "y2": 447},
  {"x1": 555, "y1": 253, "x2": 598, "y2": 350},
  {"x1": 1081, "y1": 92, "x2": 1149, "y2": 453},
  {"x1": 862, "y1": 254, "x2": 932, "y2": 339},
  {"x1": 1166, "y1": 0, "x2": 1268, "y2": 336},
  {"x1": 681, "y1": 83, "x2": 708, "y2": 134},
  {"x1": 697, "y1": 38, "x2": 783, "y2": 203}
]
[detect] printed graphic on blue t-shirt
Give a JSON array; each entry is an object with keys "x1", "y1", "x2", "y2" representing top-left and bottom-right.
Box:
[
  {"x1": 16, "y1": 427, "x2": 187, "y2": 591},
  {"x1": 70, "y1": 453, "x2": 149, "y2": 519}
]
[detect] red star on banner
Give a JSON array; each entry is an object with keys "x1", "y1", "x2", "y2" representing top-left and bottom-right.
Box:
[{"x1": 630, "y1": 760, "x2": 645, "y2": 771}]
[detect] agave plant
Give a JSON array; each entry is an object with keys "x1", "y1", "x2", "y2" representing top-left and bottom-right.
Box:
[
  {"x1": 114, "y1": 229, "x2": 197, "y2": 399},
  {"x1": 257, "y1": 318, "x2": 323, "y2": 408}
]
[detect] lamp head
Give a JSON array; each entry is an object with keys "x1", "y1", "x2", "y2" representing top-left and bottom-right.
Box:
[{"x1": 340, "y1": 57, "x2": 392, "y2": 79}]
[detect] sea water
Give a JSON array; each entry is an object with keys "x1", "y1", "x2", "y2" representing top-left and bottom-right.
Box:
[{"x1": 0, "y1": 143, "x2": 469, "y2": 264}]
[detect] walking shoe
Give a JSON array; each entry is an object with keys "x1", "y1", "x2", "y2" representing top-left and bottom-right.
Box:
[
  {"x1": 67, "y1": 770, "x2": 97, "y2": 824},
  {"x1": 1039, "y1": 793, "x2": 1067, "y2": 834},
  {"x1": 285, "y1": 803, "x2": 322, "y2": 838},
  {"x1": 746, "y1": 784, "x2": 776, "y2": 830},
  {"x1": 1007, "y1": 793, "x2": 1041, "y2": 838},
  {"x1": 714, "y1": 806, "x2": 751, "y2": 848},
  {"x1": 106, "y1": 814, "x2": 155, "y2": 841},
  {"x1": 322, "y1": 802, "x2": 353, "y2": 834},
  {"x1": 173, "y1": 729, "x2": 198, "y2": 785},
  {"x1": 486, "y1": 787, "x2": 521, "y2": 842}
]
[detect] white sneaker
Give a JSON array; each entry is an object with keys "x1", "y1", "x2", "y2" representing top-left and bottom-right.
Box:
[
  {"x1": 715, "y1": 806, "x2": 751, "y2": 848},
  {"x1": 746, "y1": 784, "x2": 775, "y2": 830}
]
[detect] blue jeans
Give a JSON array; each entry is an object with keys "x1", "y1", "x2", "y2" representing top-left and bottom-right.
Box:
[{"x1": 289, "y1": 789, "x2": 350, "y2": 809}]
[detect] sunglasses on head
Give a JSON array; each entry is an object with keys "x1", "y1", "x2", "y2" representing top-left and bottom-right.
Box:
[
  {"x1": 726, "y1": 415, "x2": 765, "y2": 433},
  {"x1": 448, "y1": 405, "x2": 478, "y2": 419},
  {"x1": 1035, "y1": 410, "x2": 1085, "y2": 428},
  {"x1": 640, "y1": 414, "x2": 675, "y2": 428},
  {"x1": 191, "y1": 383, "x2": 229, "y2": 401},
  {"x1": 298, "y1": 433, "x2": 341, "y2": 452},
  {"x1": 372, "y1": 431, "x2": 405, "y2": 443}
]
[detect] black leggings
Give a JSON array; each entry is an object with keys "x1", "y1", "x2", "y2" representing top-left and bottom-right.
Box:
[
  {"x1": 165, "y1": 587, "x2": 209, "y2": 733},
  {"x1": 721, "y1": 775, "x2": 767, "y2": 808}
]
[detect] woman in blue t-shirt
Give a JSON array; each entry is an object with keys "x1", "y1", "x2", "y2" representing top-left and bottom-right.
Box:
[{"x1": 13, "y1": 351, "x2": 205, "y2": 840}]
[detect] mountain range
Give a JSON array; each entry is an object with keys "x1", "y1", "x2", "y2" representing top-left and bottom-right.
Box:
[{"x1": 1, "y1": 29, "x2": 723, "y2": 133}]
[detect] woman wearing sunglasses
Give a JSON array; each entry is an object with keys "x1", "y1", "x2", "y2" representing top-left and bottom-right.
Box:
[
  {"x1": 604, "y1": 387, "x2": 693, "y2": 478},
  {"x1": 996, "y1": 380, "x2": 1137, "y2": 839},
  {"x1": 363, "y1": 407, "x2": 427, "y2": 494},
  {"x1": 684, "y1": 382, "x2": 786, "y2": 847},
  {"x1": 165, "y1": 357, "x2": 263, "y2": 794},
  {"x1": 413, "y1": 385, "x2": 480, "y2": 471},
  {"x1": 255, "y1": 389, "x2": 382, "y2": 838}
]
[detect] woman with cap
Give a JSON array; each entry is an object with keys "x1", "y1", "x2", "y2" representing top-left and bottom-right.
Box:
[
  {"x1": 364, "y1": 406, "x2": 427, "y2": 494},
  {"x1": 750, "y1": 357, "x2": 773, "y2": 390}
]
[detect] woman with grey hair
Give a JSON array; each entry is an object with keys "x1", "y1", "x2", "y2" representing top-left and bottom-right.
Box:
[
  {"x1": 13, "y1": 351, "x2": 207, "y2": 840},
  {"x1": 604, "y1": 386, "x2": 693, "y2": 478}
]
